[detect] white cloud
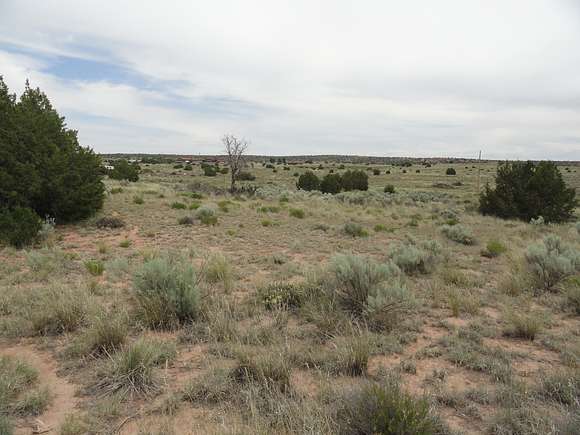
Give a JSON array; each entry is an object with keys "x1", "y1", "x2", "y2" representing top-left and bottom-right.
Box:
[{"x1": 1, "y1": 0, "x2": 579, "y2": 158}]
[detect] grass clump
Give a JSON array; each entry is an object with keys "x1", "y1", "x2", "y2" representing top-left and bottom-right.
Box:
[
  {"x1": 441, "y1": 224, "x2": 475, "y2": 245},
  {"x1": 289, "y1": 208, "x2": 305, "y2": 219},
  {"x1": 84, "y1": 259, "x2": 105, "y2": 276},
  {"x1": 343, "y1": 222, "x2": 368, "y2": 237},
  {"x1": 258, "y1": 282, "x2": 307, "y2": 310},
  {"x1": 28, "y1": 286, "x2": 91, "y2": 335},
  {"x1": 196, "y1": 206, "x2": 218, "y2": 225},
  {"x1": 203, "y1": 253, "x2": 233, "y2": 291},
  {"x1": 230, "y1": 349, "x2": 291, "y2": 392},
  {"x1": 177, "y1": 216, "x2": 194, "y2": 225},
  {"x1": 170, "y1": 202, "x2": 187, "y2": 210},
  {"x1": 482, "y1": 240, "x2": 507, "y2": 258},
  {"x1": 70, "y1": 312, "x2": 128, "y2": 357},
  {"x1": 524, "y1": 235, "x2": 580, "y2": 291},
  {"x1": 502, "y1": 310, "x2": 543, "y2": 341},
  {"x1": 336, "y1": 379, "x2": 448, "y2": 434},
  {"x1": 536, "y1": 370, "x2": 580, "y2": 406},
  {"x1": 92, "y1": 339, "x2": 173, "y2": 397},
  {"x1": 134, "y1": 255, "x2": 200, "y2": 329},
  {"x1": 132, "y1": 195, "x2": 144, "y2": 205},
  {"x1": 564, "y1": 277, "x2": 580, "y2": 314}
]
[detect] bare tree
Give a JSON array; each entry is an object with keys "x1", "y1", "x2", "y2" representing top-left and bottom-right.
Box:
[{"x1": 222, "y1": 134, "x2": 248, "y2": 192}]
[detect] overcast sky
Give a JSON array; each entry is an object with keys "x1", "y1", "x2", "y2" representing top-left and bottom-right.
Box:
[{"x1": 1, "y1": 1, "x2": 579, "y2": 159}]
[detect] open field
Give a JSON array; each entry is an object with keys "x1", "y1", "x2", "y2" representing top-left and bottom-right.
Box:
[{"x1": 1, "y1": 160, "x2": 579, "y2": 434}]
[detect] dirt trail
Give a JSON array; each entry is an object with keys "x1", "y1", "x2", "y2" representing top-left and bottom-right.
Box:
[{"x1": 1, "y1": 343, "x2": 79, "y2": 434}]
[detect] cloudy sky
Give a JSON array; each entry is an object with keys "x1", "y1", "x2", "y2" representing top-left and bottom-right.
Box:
[{"x1": 1, "y1": 1, "x2": 579, "y2": 159}]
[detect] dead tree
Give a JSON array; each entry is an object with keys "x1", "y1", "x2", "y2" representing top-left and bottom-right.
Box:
[{"x1": 222, "y1": 134, "x2": 248, "y2": 192}]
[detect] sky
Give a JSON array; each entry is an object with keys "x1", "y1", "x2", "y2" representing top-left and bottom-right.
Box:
[{"x1": 1, "y1": 1, "x2": 580, "y2": 160}]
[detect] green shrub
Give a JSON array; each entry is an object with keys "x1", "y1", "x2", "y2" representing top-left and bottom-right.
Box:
[
  {"x1": 0, "y1": 207, "x2": 42, "y2": 248},
  {"x1": 134, "y1": 256, "x2": 200, "y2": 329},
  {"x1": 289, "y1": 208, "x2": 305, "y2": 219},
  {"x1": 184, "y1": 164, "x2": 193, "y2": 171},
  {"x1": 503, "y1": 311, "x2": 543, "y2": 341},
  {"x1": 296, "y1": 171, "x2": 320, "y2": 191},
  {"x1": 390, "y1": 240, "x2": 442, "y2": 275},
  {"x1": 189, "y1": 201, "x2": 201, "y2": 210},
  {"x1": 203, "y1": 165, "x2": 217, "y2": 176},
  {"x1": 0, "y1": 79, "x2": 105, "y2": 223},
  {"x1": 373, "y1": 169, "x2": 380, "y2": 176},
  {"x1": 132, "y1": 195, "x2": 144, "y2": 204},
  {"x1": 524, "y1": 235, "x2": 580, "y2": 291},
  {"x1": 84, "y1": 259, "x2": 105, "y2": 276},
  {"x1": 320, "y1": 173, "x2": 342, "y2": 194},
  {"x1": 479, "y1": 161, "x2": 576, "y2": 223},
  {"x1": 217, "y1": 200, "x2": 231, "y2": 212},
  {"x1": 441, "y1": 224, "x2": 475, "y2": 245},
  {"x1": 171, "y1": 202, "x2": 187, "y2": 210},
  {"x1": 236, "y1": 171, "x2": 255, "y2": 181},
  {"x1": 337, "y1": 380, "x2": 447, "y2": 434},
  {"x1": 110, "y1": 187, "x2": 123, "y2": 194},
  {"x1": 341, "y1": 170, "x2": 369, "y2": 191},
  {"x1": 258, "y1": 282, "x2": 306, "y2": 310},
  {"x1": 118, "y1": 239, "x2": 131, "y2": 248},
  {"x1": 482, "y1": 240, "x2": 507, "y2": 258},
  {"x1": 109, "y1": 159, "x2": 139, "y2": 182},
  {"x1": 343, "y1": 222, "x2": 368, "y2": 237},
  {"x1": 445, "y1": 168, "x2": 456, "y2": 175},
  {"x1": 383, "y1": 185, "x2": 395, "y2": 194},
  {"x1": 196, "y1": 206, "x2": 218, "y2": 225}
]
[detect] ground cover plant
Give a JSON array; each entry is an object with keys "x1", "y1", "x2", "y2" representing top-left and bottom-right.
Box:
[{"x1": 0, "y1": 151, "x2": 578, "y2": 434}]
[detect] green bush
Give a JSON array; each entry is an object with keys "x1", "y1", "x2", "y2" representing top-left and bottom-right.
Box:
[
  {"x1": 184, "y1": 164, "x2": 193, "y2": 171},
  {"x1": 196, "y1": 206, "x2": 218, "y2": 225},
  {"x1": 479, "y1": 161, "x2": 576, "y2": 223},
  {"x1": 109, "y1": 159, "x2": 139, "y2": 182},
  {"x1": 134, "y1": 256, "x2": 200, "y2": 329},
  {"x1": 320, "y1": 173, "x2": 342, "y2": 194},
  {"x1": 132, "y1": 195, "x2": 144, "y2": 204},
  {"x1": 525, "y1": 235, "x2": 580, "y2": 291},
  {"x1": 0, "y1": 207, "x2": 42, "y2": 247},
  {"x1": 482, "y1": 240, "x2": 507, "y2": 258},
  {"x1": 373, "y1": 169, "x2": 381, "y2": 175},
  {"x1": 445, "y1": 168, "x2": 456, "y2": 175},
  {"x1": 258, "y1": 282, "x2": 306, "y2": 310},
  {"x1": 383, "y1": 185, "x2": 395, "y2": 194},
  {"x1": 171, "y1": 202, "x2": 187, "y2": 210},
  {"x1": 341, "y1": 170, "x2": 369, "y2": 191},
  {"x1": 236, "y1": 171, "x2": 256, "y2": 181},
  {"x1": 343, "y1": 222, "x2": 368, "y2": 237},
  {"x1": 0, "y1": 79, "x2": 105, "y2": 224},
  {"x1": 390, "y1": 240, "x2": 442, "y2": 275},
  {"x1": 337, "y1": 380, "x2": 447, "y2": 434},
  {"x1": 296, "y1": 171, "x2": 320, "y2": 191},
  {"x1": 289, "y1": 208, "x2": 305, "y2": 219},
  {"x1": 84, "y1": 259, "x2": 105, "y2": 276},
  {"x1": 441, "y1": 224, "x2": 475, "y2": 245}
]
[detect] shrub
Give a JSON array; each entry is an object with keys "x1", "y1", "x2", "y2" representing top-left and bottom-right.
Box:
[
  {"x1": 482, "y1": 240, "x2": 507, "y2": 258},
  {"x1": 383, "y1": 184, "x2": 395, "y2": 194},
  {"x1": 118, "y1": 239, "x2": 131, "y2": 248},
  {"x1": 441, "y1": 224, "x2": 475, "y2": 245},
  {"x1": 84, "y1": 259, "x2": 104, "y2": 276},
  {"x1": 296, "y1": 171, "x2": 320, "y2": 191},
  {"x1": 479, "y1": 161, "x2": 576, "y2": 223},
  {"x1": 236, "y1": 171, "x2": 256, "y2": 181},
  {"x1": 171, "y1": 202, "x2": 187, "y2": 210},
  {"x1": 95, "y1": 216, "x2": 125, "y2": 229},
  {"x1": 109, "y1": 159, "x2": 139, "y2": 182},
  {"x1": 0, "y1": 79, "x2": 105, "y2": 224},
  {"x1": 203, "y1": 165, "x2": 217, "y2": 176},
  {"x1": 110, "y1": 187, "x2": 123, "y2": 194},
  {"x1": 330, "y1": 254, "x2": 400, "y2": 316},
  {"x1": 373, "y1": 169, "x2": 381, "y2": 175},
  {"x1": 343, "y1": 222, "x2": 368, "y2": 237},
  {"x1": 132, "y1": 195, "x2": 144, "y2": 204},
  {"x1": 445, "y1": 168, "x2": 456, "y2": 175},
  {"x1": 524, "y1": 235, "x2": 580, "y2": 291},
  {"x1": 337, "y1": 380, "x2": 447, "y2": 435},
  {"x1": 184, "y1": 164, "x2": 193, "y2": 171},
  {"x1": 320, "y1": 173, "x2": 342, "y2": 194},
  {"x1": 258, "y1": 282, "x2": 306, "y2": 310},
  {"x1": 341, "y1": 170, "x2": 369, "y2": 191},
  {"x1": 133, "y1": 256, "x2": 200, "y2": 329},
  {"x1": 196, "y1": 206, "x2": 218, "y2": 225},
  {"x1": 289, "y1": 208, "x2": 305, "y2": 219},
  {"x1": 0, "y1": 206, "x2": 42, "y2": 247},
  {"x1": 565, "y1": 278, "x2": 580, "y2": 315},
  {"x1": 390, "y1": 240, "x2": 442, "y2": 275},
  {"x1": 177, "y1": 216, "x2": 194, "y2": 225},
  {"x1": 503, "y1": 311, "x2": 543, "y2": 341}
]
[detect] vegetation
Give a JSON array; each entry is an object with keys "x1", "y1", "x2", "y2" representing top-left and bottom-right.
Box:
[
  {"x1": 109, "y1": 159, "x2": 139, "y2": 182},
  {"x1": 480, "y1": 161, "x2": 577, "y2": 223}
]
